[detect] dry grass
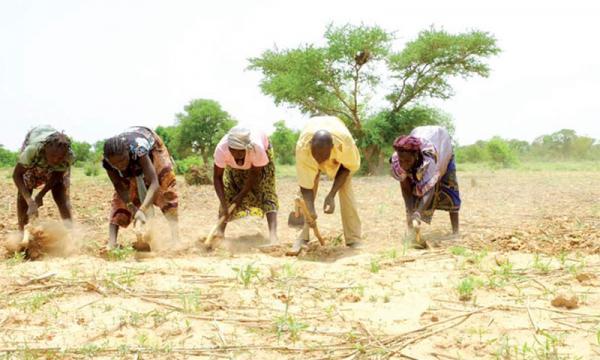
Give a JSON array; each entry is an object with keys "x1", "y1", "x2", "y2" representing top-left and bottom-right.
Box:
[{"x1": 0, "y1": 169, "x2": 599, "y2": 359}]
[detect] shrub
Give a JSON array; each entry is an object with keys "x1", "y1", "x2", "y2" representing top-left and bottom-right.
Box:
[
  {"x1": 175, "y1": 156, "x2": 204, "y2": 175},
  {"x1": 486, "y1": 137, "x2": 517, "y2": 168},
  {"x1": 270, "y1": 120, "x2": 299, "y2": 165},
  {"x1": 83, "y1": 161, "x2": 100, "y2": 176},
  {"x1": 0, "y1": 145, "x2": 17, "y2": 168},
  {"x1": 184, "y1": 165, "x2": 212, "y2": 185}
]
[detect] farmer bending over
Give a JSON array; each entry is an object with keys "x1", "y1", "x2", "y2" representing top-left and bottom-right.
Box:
[
  {"x1": 390, "y1": 126, "x2": 461, "y2": 246},
  {"x1": 103, "y1": 126, "x2": 178, "y2": 249},
  {"x1": 213, "y1": 126, "x2": 279, "y2": 246},
  {"x1": 294, "y1": 116, "x2": 362, "y2": 249},
  {"x1": 13, "y1": 125, "x2": 74, "y2": 231}
]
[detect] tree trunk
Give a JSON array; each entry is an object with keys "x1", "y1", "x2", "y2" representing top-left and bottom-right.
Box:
[
  {"x1": 364, "y1": 145, "x2": 386, "y2": 175},
  {"x1": 201, "y1": 152, "x2": 210, "y2": 170}
]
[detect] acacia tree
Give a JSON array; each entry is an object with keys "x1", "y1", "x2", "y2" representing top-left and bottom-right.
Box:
[
  {"x1": 175, "y1": 99, "x2": 237, "y2": 167},
  {"x1": 249, "y1": 24, "x2": 392, "y2": 133},
  {"x1": 249, "y1": 24, "x2": 500, "y2": 172}
]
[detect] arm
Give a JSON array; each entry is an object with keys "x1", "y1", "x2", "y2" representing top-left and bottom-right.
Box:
[
  {"x1": 323, "y1": 165, "x2": 350, "y2": 214},
  {"x1": 400, "y1": 178, "x2": 416, "y2": 228},
  {"x1": 213, "y1": 164, "x2": 226, "y2": 208},
  {"x1": 13, "y1": 163, "x2": 36, "y2": 214},
  {"x1": 413, "y1": 189, "x2": 435, "y2": 222},
  {"x1": 231, "y1": 165, "x2": 263, "y2": 205},
  {"x1": 300, "y1": 186, "x2": 317, "y2": 221},
  {"x1": 139, "y1": 155, "x2": 159, "y2": 213},
  {"x1": 34, "y1": 171, "x2": 65, "y2": 205},
  {"x1": 106, "y1": 166, "x2": 131, "y2": 206}
]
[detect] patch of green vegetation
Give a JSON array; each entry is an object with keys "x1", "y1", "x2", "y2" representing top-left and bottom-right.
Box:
[
  {"x1": 456, "y1": 276, "x2": 483, "y2": 301},
  {"x1": 105, "y1": 268, "x2": 140, "y2": 288},
  {"x1": 369, "y1": 258, "x2": 381, "y2": 273},
  {"x1": 233, "y1": 263, "x2": 260, "y2": 288},
  {"x1": 6, "y1": 251, "x2": 26, "y2": 266},
  {"x1": 532, "y1": 253, "x2": 552, "y2": 274},
  {"x1": 106, "y1": 245, "x2": 135, "y2": 261},
  {"x1": 179, "y1": 289, "x2": 202, "y2": 313},
  {"x1": 450, "y1": 246, "x2": 468, "y2": 256},
  {"x1": 15, "y1": 292, "x2": 56, "y2": 312},
  {"x1": 274, "y1": 287, "x2": 307, "y2": 343}
]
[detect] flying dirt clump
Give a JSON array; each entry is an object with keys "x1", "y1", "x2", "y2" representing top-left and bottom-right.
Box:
[
  {"x1": 1, "y1": 221, "x2": 75, "y2": 260},
  {"x1": 184, "y1": 165, "x2": 212, "y2": 185}
]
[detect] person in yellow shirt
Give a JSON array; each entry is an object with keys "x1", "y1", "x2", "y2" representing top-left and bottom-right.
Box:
[{"x1": 295, "y1": 116, "x2": 362, "y2": 249}]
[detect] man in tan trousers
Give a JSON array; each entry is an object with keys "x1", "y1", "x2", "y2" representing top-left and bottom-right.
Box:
[{"x1": 294, "y1": 116, "x2": 362, "y2": 248}]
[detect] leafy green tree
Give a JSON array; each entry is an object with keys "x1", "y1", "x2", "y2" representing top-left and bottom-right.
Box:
[
  {"x1": 249, "y1": 24, "x2": 392, "y2": 133},
  {"x1": 455, "y1": 141, "x2": 488, "y2": 163},
  {"x1": 71, "y1": 140, "x2": 92, "y2": 165},
  {"x1": 249, "y1": 23, "x2": 499, "y2": 171},
  {"x1": 0, "y1": 145, "x2": 17, "y2": 167},
  {"x1": 507, "y1": 139, "x2": 530, "y2": 156},
  {"x1": 386, "y1": 28, "x2": 500, "y2": 112},
  {"x1": 155, "y1": 125, "x2": 182, "y2": 159},
  {"x1": 175, "y1": 99, "x2": 237, "y2": 167},
  {"x1": 486, "y1": 137, "x2": 517, "y2": 168},
  {"x1": 361, "y1": 105, "x2": 454, "y2": 173},
  {"x1": 91, "y1": 140, "x2": 105, "y2": 162},
  {"x1": 270, "y1": 120, "x2": 299, "y2": 165}
]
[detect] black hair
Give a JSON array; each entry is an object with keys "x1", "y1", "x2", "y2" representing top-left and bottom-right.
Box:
[
  {"x1": 103, "y1": 136, "x2": 129, "y2": 158},
  {"x1": 44, "y1": 132, "x2": 71, "y2": 152}
]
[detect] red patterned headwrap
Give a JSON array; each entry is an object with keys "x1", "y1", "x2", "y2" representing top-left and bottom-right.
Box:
[{"x1": 392, "y1": 135, "x2": 422, "y2": 152}]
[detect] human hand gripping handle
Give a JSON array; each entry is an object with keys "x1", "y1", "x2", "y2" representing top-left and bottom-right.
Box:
[{"x1": 323, "y1": 194, "x2": 335, "y2": 214}]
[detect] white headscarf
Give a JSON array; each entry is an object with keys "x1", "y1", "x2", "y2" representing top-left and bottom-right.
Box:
[{"x1": 227, "y1": 126, "x2": 254, "y2": 151}]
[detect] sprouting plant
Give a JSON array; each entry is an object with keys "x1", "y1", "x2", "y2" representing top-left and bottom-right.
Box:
[
  {"x1": 450, "y1": 246, "x2": 468, "y2": 256},
  {"x1": 457, "y1": 276, "x2": 482, "y2": 301},
  {"x1": 122, "y1": 311, "x2": 145, "y2": 327},
  {"x1": 274, "y1": 313, "x2": 308, "y2": 343},
  {"x1": 7, "y1": 251, "x2": 25, "y2": 266},
  {"x1": 17, "y1": 292, "x2": 55, "y2": 312},
  {"x1": 331, "y1": 234, "x2": 344, "y2": 246},
  {"x1": 557, "y1": 251, "x2": 568, "y2": 267},
  {"x1": 137, "y1": 332, "x2": 149, "y2": 347},
  {"x1": 282, "y1": 262, "x2": 297, "y2": 279},
  {"x1": 106, "y1": 245, "x2": 135, "y2": 261},
  {"x1": 106, "y1": 268, "x2": 139, "y2": 288},
  {"x1": 567, "y1": 262, "x2": 584, "y2": 276},
  {"x1": 232, "y1": 263, "x2": 260, "y2": 287},
  {"x1": 533, "y1": 253, "x2": 551, "y2": 274},
  {"x1": 369, "y1": 258, "x2": 381, "y2": 273},
  {"x1": 493, "y1": 261, "x2": 516, "y2": 281},
  {"x1": 325, "y1": 304, "x2": 336, "y2": 319},
  {"x1": 180, "y1": 289, "x2": 202, "y2": 313},
  {"x1": 352, "y1": 285, "x2": 365, "y2": 297},
  {"x1": 79, "y1": 344, "x2": 102, "y2": 357},
  {"x1": 274, "y1": 286, "x2": 307, "y2": 343}
]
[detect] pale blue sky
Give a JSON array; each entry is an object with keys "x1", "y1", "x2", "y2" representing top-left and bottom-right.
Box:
[{"x1": 1, "y1": 0, "x2": 599, "y2": 150}]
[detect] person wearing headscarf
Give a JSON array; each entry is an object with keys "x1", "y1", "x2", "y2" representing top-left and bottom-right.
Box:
[
  {"x1": 294, "y1": 116, "x2": 362, "y2": 249},
  {"x1": 103, "y1": 126, "x2": 178, "y2": 249},
  {"x1": 212, "y1": 126, "x2": 279, "y2": 245},
  {"x1": 13, "y1": 125, "x2": 74, "y2": 230},
  {"x1": 390, "y1": 126, "x2": 460, "y2": 242}
]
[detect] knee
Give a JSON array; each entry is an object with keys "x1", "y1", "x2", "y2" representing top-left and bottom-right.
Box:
[{"x1": 112, "y1": 212, "x2": 132, "y2": 228}]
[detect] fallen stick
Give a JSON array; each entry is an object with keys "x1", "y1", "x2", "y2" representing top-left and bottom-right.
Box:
[{"x1": 19, "y1": 271, "x2": 57, "y2": 286}]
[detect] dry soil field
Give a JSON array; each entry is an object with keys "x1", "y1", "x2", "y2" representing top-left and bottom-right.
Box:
[{"x1": 0, "y1": 169, "x2": 599, "y2": 359}]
